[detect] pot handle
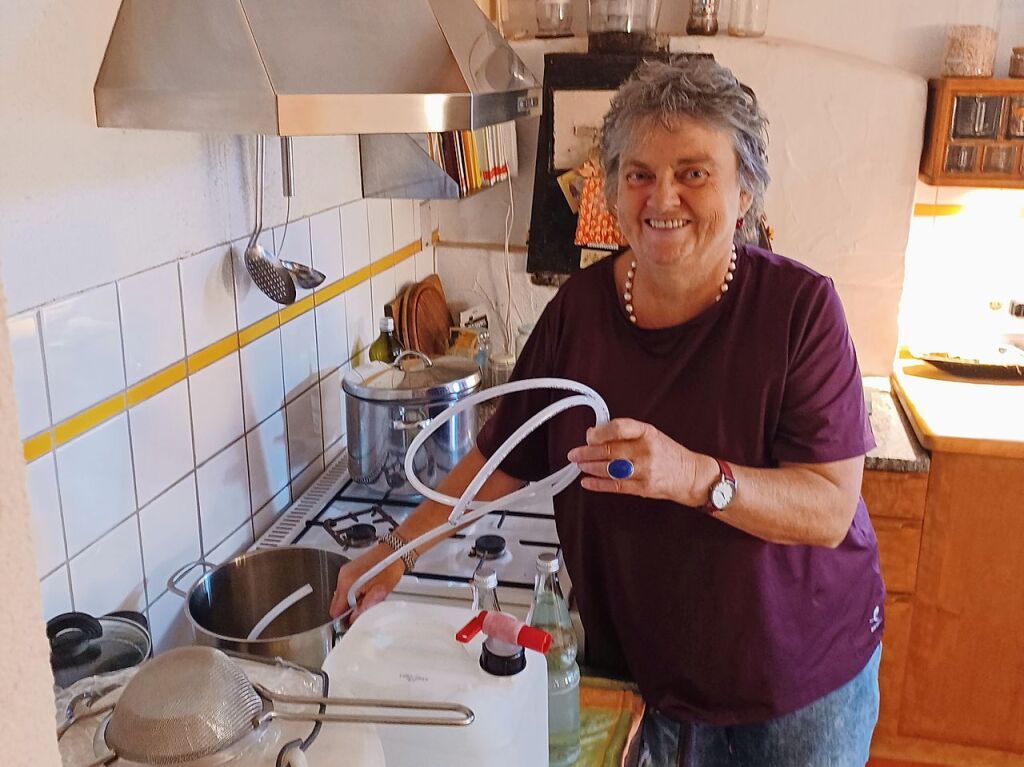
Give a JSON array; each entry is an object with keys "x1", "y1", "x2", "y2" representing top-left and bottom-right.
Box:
[
  {"x1": 329, "y1": 608, "x2": 354, "y2": 644},
  {"x1": 392, "y1": 350, "x2": 432, "y2": 368},
  {"x1": 47, "y1": 612, "x2": 103, "y2": 660},
  {"x1": 167, "y1": 559, "x2": 216, "y2": 598}
]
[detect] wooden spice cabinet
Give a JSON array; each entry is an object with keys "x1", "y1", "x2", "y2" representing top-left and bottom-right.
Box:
[{"x1": 920, "y1": 78, "x2": 1024, "y2": 188}]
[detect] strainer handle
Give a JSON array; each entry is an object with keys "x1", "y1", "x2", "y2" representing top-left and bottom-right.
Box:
[
  {"x1": 255, "y1": 684, "x2": 474, "y2": 727},
  {"x1": 167, "y1": 559, "x2": 217, "y2": 597}
]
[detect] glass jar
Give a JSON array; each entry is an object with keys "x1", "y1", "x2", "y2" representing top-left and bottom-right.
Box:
[
  {"x1": 728, "y1": 0, "x2": 768, "y2": 38},
  {"x1": 498, "y1": 0, "x2": 535, "y2": 39},
  {"x1": 536, "y1": 0, "x2": 573, "y2": 37},
  {"x1": 686, "y1": 0, "x2": 720, "y2": 35},
  {"x1": 588, "y1": 0, "x2": 662, "y2": 52},
  {"x1": 1010, "y1": 48, "x2": 1024, "y2": 79}
]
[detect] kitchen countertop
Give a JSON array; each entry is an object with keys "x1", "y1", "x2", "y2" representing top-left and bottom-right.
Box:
[
  {"x1": 891, "y1": 357, "x2": 1024, "y2": 460},
  {"x1": 864, "y1": 376, "x2": 931, "y2": 473}
]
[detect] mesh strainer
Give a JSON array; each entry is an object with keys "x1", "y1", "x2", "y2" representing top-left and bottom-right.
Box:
[{"x1": 92, "y1": 646, "x2": 473, "y2": 766}]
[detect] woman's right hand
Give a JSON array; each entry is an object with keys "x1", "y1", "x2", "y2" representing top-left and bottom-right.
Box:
[{"x1": 329, "y1": 544, "x2": 405, "y2": 621}]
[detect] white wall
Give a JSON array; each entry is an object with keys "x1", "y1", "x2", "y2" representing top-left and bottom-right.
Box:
[{"x1": 437, "y1": 1, "x2": 1024, "y2": 372}]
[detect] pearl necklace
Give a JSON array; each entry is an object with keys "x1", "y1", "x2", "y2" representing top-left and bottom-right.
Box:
[{"x1": 624, "y1": 243, "x2": 738, "y2": 325}]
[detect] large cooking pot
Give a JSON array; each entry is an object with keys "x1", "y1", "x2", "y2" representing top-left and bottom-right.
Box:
[
  {"x1": 167, "y1": 547, "x2": 348, "y2": 668},
  {"x1": 343, "y1": 350, "x2": 481, "y2": 498}
]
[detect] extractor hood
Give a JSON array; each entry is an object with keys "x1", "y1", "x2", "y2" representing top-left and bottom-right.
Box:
[{"x1": 94, "y1": 0, "x2": 541, "y2": 135}]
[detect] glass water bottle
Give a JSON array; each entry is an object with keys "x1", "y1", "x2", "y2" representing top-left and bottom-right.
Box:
[{"x1": 528, "y1": 553, "x2": 581, "y2": 767}]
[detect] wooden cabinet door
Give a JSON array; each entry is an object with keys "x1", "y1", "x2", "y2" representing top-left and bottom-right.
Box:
[
  {"x1": 901, "y1": 452, "x2": 1024, "y2": 751},
  {"x1": 876, "y1": 594, "x2": 913, "y2": 737}
]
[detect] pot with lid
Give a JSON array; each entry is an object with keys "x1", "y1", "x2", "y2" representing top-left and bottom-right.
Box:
[
  {"x1": 343, "y1": 350, "x2": 481, "y2": 498},
  {"x1": 47, "y1": 611, "x2": 152, "y2": 689}
]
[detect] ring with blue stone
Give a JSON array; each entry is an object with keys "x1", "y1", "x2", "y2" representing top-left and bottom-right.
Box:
[{"x1": 606, "y1": 458, "x2": 635, "y2": 480}]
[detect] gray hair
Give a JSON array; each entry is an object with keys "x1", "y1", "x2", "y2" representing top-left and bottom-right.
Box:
[{"x1": 599, "y1": 56, "x2": 770, "y2": 245}]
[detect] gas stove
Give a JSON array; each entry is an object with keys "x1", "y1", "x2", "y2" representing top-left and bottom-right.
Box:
[{"x1": 254, "y1": 454, "x2": 564, "y2": 612}]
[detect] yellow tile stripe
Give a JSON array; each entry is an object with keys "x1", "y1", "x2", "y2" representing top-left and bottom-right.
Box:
[
  {"x1": 22, "y1": 234, "x2": 432, "y2": 461},
  {"x1": 913, "y1": 204, "x2": 965, "y2": 217},
  {"x1": 126, "y1": 361, "x2": 188, "y2": 407}
]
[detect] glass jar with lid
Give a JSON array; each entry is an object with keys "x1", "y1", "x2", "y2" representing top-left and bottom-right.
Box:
[{"x1": 588, "y1": 0, "x2": 662, "y2": 52}]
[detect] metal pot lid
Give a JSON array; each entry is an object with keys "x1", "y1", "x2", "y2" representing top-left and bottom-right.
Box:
[
  {"x1": 47, "y1": 612, "x2": 152, "y2": 689},
  {"x1": 343, "y1": 351, "x2": 481, "y2": 402}
]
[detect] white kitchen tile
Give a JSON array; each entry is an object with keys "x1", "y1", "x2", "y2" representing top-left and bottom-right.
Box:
[
  {"x1": 414, "y1": 200, "x2": 426, "y2": 244},
  {"x1": 286, "y1": 385, "x2": 322, "y2": 478},
  {"x1": 119, "y1": 263, "x2": 186, "y2": 386},
  {"x1": 139, "y1": 474, "x2": 201, "y2": 605},
  {"x1": 196, "y1": 438, "x2": 251, "y2": 552},
  {"x1": 275, "y1": 218, "x2": 315, "y2": 300},
  {"x1": 391, "y1": 199, "x2": 416, "y2": 249},
  {"x1": 340, "y1": 200, "x2": 371, "y2": 274},
  {"x1": 147, "y1": 589, "x2": 193, "y2": 655},
  {"x1": 189, "y1": 353, "x2": 245, "y2": 464},
  {"x1": 232, "y1": 232, "x2": 280, "y2": 329},
  {"x1": 179, "y1": 244, "x2": 237, "y2": 355},
  {"x1": 366, "y1": 199, "x2": 394, "y2": 262},
  {"x1": 246, "y1": 410, "x2": 290, "y2": 511},
  {"x1": 324, "y1": 437, "x2": 344, "y2": 468},
  {"x1": 416, "y1": 245, "x2": 435, "y2": 282},
  {"x1": 395, "y1": 252, "x2": 417, "y2": 294},
  {"x1": 292, "y1": 454, "x2": 324, "y2": 497},
  {"x1": 370, "y1": 268, "x2": 397, "y2": 330},
  {"x1": 208, "y1": 520, "x2": 254, "y2": 565},
  {"x1": 314, "y1": 293, "x2": 348, "y2": 375},
  {"x1": 319, "y1": 368, "x2": 343, "y2": 451},
  {"x1": 40, "y1": 284, "x2": 125, "y2": 423},
  {"x1": 56, "y1": 414, "x2": 136, "y2": 556},
  {"x1": 344, "y1": 281, "x2": 374, "y2": 363},
  {"x1": 309, "y1": 208, "x2": 344, "y2": 287},
  {"x1": 253, "y1": 486, "x2": 292, "y2": 539},
  {"x1": 70, "y1": 515, "x2": 146, "y2": 616},
  {"x1": 7, "y1": 312, "x2": 50, "y2": 439},
  {"x1": 280, "y1": 310, "x2": 319, "y2": 401},
  {"x1": 39, "y1": 566, "x2": 73, "y2": 620},
  {"x1": 239, "y1": 329, "x2": 285, "y2": 430},
  {"x1": 26, "y1": 455, "x2": 65, "y2": 578},
  {"x1": 129, "y1": 381, "x2": 194, "y2": 507}
]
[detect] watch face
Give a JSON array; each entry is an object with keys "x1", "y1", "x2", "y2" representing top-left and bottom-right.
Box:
[{"x1": 711, "y1": 482, "x2": 735, "y2": 510}]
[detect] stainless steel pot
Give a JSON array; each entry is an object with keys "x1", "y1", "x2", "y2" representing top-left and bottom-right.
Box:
[
  {"x1": 168, "y1": 546, "x2": 349, "y2": 668},
  {"x1": 343, "y1": 350, "x2": 481, "y2": 498}
]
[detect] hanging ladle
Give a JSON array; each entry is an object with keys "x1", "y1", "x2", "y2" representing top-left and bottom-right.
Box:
[{"x1": 244, "y1": 135, "x2": 297, "y2": 305}]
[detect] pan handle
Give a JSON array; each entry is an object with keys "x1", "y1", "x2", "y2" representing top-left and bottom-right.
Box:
[
  {"x1": 392, "y1": 350, "x2": 432, "y2": 368},
  {"x1": 167, "y1": 560, "x2": 216, "y2": 598},
  {"x1": 256, "y1": 683, "x2": 475, "y2": 727}
]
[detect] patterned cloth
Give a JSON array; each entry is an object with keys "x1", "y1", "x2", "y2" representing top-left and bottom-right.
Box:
[
  {"x1": 573, "y1": 160, "x2": 629, "y2": 249},
  {"x1": 575, "y1": 676, "x2": 646, "y2": 767}
]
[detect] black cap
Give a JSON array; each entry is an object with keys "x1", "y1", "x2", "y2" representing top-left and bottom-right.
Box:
[{"x1": 480, "y1": 641, "x2": 526, "y2": 677}]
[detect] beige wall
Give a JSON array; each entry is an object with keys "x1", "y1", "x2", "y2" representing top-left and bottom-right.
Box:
[{"x1": 0, "y1": 287, "x2": 60, "y2": 765}]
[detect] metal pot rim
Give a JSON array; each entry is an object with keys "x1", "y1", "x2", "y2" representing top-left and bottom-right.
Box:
[
  {"x1": 172, "y1": 546, "x2": 347, "y2": 645},
  {"x1": 342, "y1": 356, "x2": 481, "y2": 402}
]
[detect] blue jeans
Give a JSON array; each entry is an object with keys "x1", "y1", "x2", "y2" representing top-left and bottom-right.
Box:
[{"x1": 639, "y1": 644, "x2": 881, "y2": 767}]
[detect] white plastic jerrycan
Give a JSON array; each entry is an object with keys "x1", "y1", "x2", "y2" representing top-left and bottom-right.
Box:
[{"x1": 322, "y1": 600, "x2": 549, "y2": 767}]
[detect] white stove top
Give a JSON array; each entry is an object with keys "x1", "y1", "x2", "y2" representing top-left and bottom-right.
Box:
[{"x1": 254, "y1": 454, "x2": 564, "y2": 609}]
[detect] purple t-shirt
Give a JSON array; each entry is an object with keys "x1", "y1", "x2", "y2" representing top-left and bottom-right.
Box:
[{"x1": 478, "y1": 245, "x2": 883, "y2": 725}]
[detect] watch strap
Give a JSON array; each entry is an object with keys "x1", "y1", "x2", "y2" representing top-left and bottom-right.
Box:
[{"x1": 377, "y1": 531, "x2": 418, "y2": 573}]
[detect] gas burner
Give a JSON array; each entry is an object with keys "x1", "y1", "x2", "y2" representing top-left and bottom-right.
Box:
[
  {"x1": 342, "y1": 523, "x2": 378, "y2": 548},
  {"x1": 472, "y1": 534, "x2": 508, "y2": 561},
  {"x1": 308, "y1": 504, "x2": 401, "y2": 551}
]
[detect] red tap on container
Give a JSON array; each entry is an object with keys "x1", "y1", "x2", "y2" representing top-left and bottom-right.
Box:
[{"x1": 456, "y1": 611, "x2": 552, "y2": 654}]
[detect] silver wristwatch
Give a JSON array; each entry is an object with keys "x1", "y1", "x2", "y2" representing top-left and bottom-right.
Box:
[{"x1": 377, "y1": 531, "x2": 418, "y2": 573}]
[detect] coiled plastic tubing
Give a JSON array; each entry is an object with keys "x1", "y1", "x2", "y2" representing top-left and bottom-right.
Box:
[{"x1": 346, "y1": 378, "x2": 610, "y2": 609}]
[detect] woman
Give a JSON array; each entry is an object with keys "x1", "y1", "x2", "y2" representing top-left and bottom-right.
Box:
[{"x1": 331, "y1": 57, "x2": 882, "y2": 767}]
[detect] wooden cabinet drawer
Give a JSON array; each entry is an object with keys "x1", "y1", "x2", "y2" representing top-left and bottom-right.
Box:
[
  {"x1": 875, "y1": 594, "x2": 913, "y2": 737},
  {"x1": 873, "y1": 516, "x2": 922, "y2": 594},
  {"x1": 862, "y1": 470, "x2": 928, "y2": 521}
]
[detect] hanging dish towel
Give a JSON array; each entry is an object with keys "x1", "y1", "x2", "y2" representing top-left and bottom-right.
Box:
[{"x1": 574, "y1": 160, "x2": 629, "y2": 250}]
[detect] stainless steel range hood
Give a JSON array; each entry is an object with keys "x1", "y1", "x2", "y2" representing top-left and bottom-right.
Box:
[{"x1": 94, "y1": 0, "x2": 541, "y2": 135}]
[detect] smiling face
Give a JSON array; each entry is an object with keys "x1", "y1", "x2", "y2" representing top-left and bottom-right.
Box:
[{"x1": 615, "y1": 116, "x2": 752, "y2": 274}]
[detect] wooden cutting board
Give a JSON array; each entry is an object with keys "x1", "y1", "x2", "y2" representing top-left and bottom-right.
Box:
[{"x1": 404, "y1": 274, "x2": 453, "y2": 357}]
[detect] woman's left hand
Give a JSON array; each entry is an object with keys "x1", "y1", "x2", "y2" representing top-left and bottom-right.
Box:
[{"x1": 567, "y1": 418, "x2": 713, "y2": 505}]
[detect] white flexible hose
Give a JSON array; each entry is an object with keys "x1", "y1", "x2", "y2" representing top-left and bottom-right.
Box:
[
  {"x1": 346, "y1": 378, "x2": 609, "y2": 609},
  {"x1": 248, "y1": 583, "x2": 313, "y2": 640}
]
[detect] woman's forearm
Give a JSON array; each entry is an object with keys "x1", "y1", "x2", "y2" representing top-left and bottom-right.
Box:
[{"x1": 689, "y1": 454, "x2": 865, "y2": 548}]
